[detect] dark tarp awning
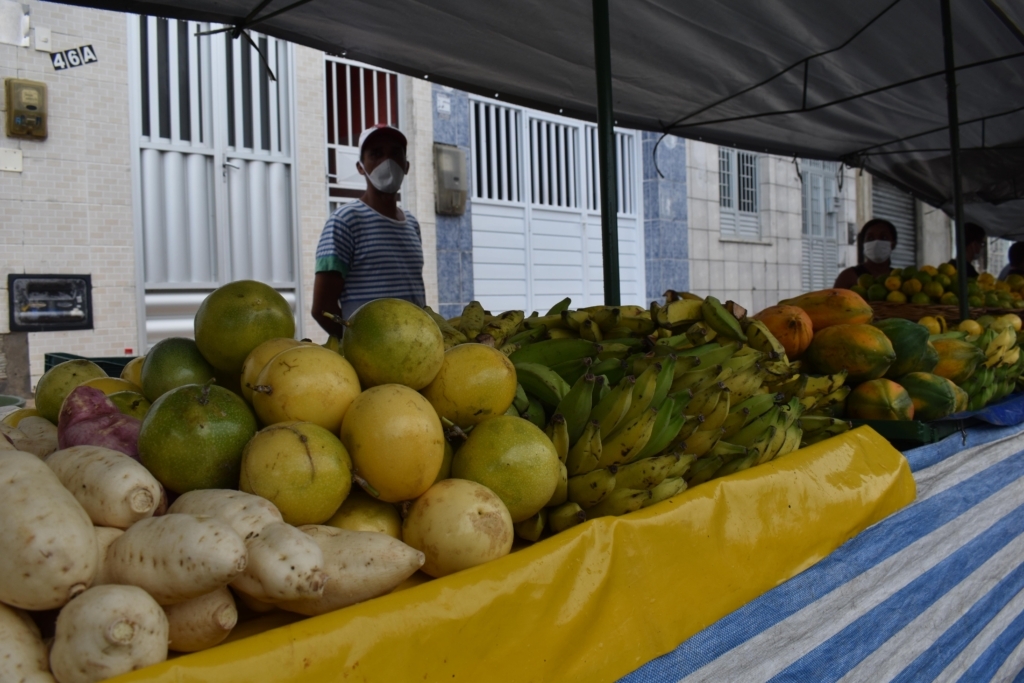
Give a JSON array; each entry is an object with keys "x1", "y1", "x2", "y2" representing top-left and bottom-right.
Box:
[{"x1": 59, "y1": 0, "x2": 1024, "y2": 236}]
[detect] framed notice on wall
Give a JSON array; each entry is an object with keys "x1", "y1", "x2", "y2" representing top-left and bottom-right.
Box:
[{"x1": 8, "y1": 274, "x2": 94, "y2": 332}]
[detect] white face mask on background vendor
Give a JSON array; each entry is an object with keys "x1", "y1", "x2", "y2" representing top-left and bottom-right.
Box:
[{"x1": 863, "y1": 239, "x2": 894, "y2": 264}]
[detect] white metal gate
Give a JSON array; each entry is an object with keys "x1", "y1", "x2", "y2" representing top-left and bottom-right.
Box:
[
  {"x1": 872, "y1": 178, "x2": 917, "y2": 269},
  {"x1": 801, "y1": 160, "x2": 842, "y2": 291},
  {"x1": 128, "y1": 17, "x2": 300, "y2": 349},
  {"x1": 324, "y1": 57, "x2": 400, "y2": 213},
  {"x1": 470, "y1": 98, "x2": 644, "y2": 313}
]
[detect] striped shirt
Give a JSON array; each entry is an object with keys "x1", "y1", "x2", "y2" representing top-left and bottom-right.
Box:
[{"x1": 314, "y1": 200, "x2": 426, "y2": 315}]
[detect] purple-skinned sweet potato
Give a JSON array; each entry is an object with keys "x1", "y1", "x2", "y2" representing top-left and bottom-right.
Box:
[{"x1": 57, "y1": 386, "x2": 142, "y2": 459}]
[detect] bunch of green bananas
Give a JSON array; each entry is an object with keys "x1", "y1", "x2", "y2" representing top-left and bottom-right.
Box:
[
  {"x1": 431, "y1": 293, "x2": 859, "y2": 540},
  {"x1": 961, "y1": 325, "x2": 1024, "y2": 410}
]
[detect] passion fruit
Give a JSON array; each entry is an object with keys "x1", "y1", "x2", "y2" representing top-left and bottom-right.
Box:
[
  {"x1": 194, "y1": 280, "x2": 296, "y2": 374},
  {"x1": 450, "y1": 415, "x2": 560, "y2": 522},
  {"x1": 420, "y1": 343, "x2": 517, "y2": 428},
  {"x1": 402, "y1": 478, "x2": 514, "y2": 578},
  {"x1": 342, "y1": 298, "x2": 444, "y2": 390},
  {"x1": 240, "y1": 337, "x2": 302, "y2": 403},
  {"x1": 239, "y1": 421, "x2": 352, "y2": 525},
  {"x1": 340, "y1": 384, "x2": 444, "y2": 503},
  {"x1": 138, "y1": 383, "x2": 258, "y2": 493},
  {"x1": 251, "y1": 345, "x2": 361, "y2": 432},
  {"x1": 35, "y1": 359, "x2": 107, "y2": 424}
]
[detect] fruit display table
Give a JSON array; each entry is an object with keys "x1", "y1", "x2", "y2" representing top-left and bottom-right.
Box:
[
  {"x1": 109, "y1": 427, "x2": 913, "y2": 683},
  {"x1": 624, "y1": 420, "x2": 1024, "y2": 682}
]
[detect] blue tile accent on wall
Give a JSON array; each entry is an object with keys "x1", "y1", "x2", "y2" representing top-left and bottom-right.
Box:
[
  {"x1": 459, "y1": 250, "x2": 475, "y2": 302},
  {"x1": 439, "y1": 303, "x2": 462, "y2": 319},
  {"x1": 433, "y1": 85, "x2": 475, "y2": 316},
  {"x1": 436, "y1": 249, "x2": 461, "y2": 304},
  {"x1": 642, "y1": 132, "x2": 689, "y2": 304}
]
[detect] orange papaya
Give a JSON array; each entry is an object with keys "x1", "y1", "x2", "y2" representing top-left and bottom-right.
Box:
[
  {"x1": 931, "y1": 338, "x2": 986, "y2": 386},
  {"x1": 847, "y1": 379, "x2": 915, "y2": 421},
  {"x1": 779, "y1": 288, "x2": 873, "y2": 331},
  {"x1": 804, "y1": 324, "x2": 896, "y2": 384},
  {"x1": 898, "y1": 372, "x2": 958, "y2": 421},
  {"x1": 872, "y1": 318, "x2": 932, "y2": 379}
]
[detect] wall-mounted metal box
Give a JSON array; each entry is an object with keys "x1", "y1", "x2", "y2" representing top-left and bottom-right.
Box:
[
  {"x1": 434, "y1": 143, "x2": 468, "y2": 216},
  {"x1": 8, "y1": 274, "x2": 93, "y2": 332},
  {"x1": 4, "y1": 78, "x2": 48, "y2": 139}
]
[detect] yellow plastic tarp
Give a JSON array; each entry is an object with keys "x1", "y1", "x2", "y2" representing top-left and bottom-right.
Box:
[{"x1": 114, "y1": 426, "x2": 914, "y2": 683}]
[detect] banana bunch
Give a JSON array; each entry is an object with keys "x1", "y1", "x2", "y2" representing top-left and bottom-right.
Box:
[
  {"x1": 962, "y1": 325, "x2": 1024, "y2": 410},
  {"x1": 435, "y1": 293, "x2": 856, "y2": 539},
  {"x1": 798, "y1": 415, "x2": 853, "y2": 447}
]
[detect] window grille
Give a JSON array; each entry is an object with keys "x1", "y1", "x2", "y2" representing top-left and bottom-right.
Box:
[
  {"x1": 471, "y1": 100, "x2": 521, "y2": 203},
  {"x1": 530, "y1": 118, "x2": 579, "y2": 209},
  {"x1": 719, "y1": 147, "x2": 760, "y2": 238},
  {"x1": 324, "y1": 57, "x2": 399, "y2": 209}
]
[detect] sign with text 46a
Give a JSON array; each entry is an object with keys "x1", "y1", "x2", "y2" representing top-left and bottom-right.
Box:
[{"x1": 51, "y1": 45, "x2": 98, "y2": 71}]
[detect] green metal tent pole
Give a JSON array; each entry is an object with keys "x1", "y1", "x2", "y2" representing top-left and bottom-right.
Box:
[
  {"x1": 941, "y1": 0, "x2": 970, "y2": 322},
  {"x1": 593, "y1": 0, "x2": 620, "y2": 306}
]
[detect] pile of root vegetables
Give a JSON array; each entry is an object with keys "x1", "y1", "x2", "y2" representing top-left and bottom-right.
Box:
[{"x1": 0, "y1": 436, "x2": 425, "y2": 683}]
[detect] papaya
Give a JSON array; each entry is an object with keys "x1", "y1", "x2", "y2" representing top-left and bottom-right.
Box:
[
  {"x1": 752, "y1": 305, "x2": 814, "y2": 359},
  {"x1": 804, "y1": 324, "x2": 896, "y2": 384},
  {"x1": 951, "y1": 383, "x2": 969, "y2": 413},
  {"x1": 906, "y1": 341, "x2": 940, "y2": 374},
  {"x1": 898, "y1": 372, "x2": 958, "y2": 421},
  {"x1": 847, "y1": 379, "x2": 915, "y2": 421},
  {"x1": 872, "y1": 318, "x2": 932, "y2": 379},
  {"x1": 779, "y1": 289, "x2": 873, "y2": 331},
  {"x1": 931, "y1": 338, "x2": 986, "y2": 386}
]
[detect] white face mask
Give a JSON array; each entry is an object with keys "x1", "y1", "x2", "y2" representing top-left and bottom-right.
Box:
[
  {"x1": 359, "y1": 158, "x2": 405, "y2": 194},
  {"x1": 863, "y1": 239, "x2": 893, "y2": 263}
]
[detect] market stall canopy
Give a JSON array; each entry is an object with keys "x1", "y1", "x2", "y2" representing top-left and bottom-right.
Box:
[{"x1": 60, "y1": 0, "x2": 1024, "y2": 236}]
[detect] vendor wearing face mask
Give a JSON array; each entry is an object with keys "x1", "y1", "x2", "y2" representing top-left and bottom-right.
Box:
[
  {"x1": 312, "y1": 124, "x2": 426, "y2": 336},
  {"x1": 833, "y1": 218, "x2": 899, "y2": 289},
  {"x1": 946, "y1": 223, "x2": 986, "y2": 280}
]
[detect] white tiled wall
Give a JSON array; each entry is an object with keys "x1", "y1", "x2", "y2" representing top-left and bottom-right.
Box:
[
  {"x1": 1, "y1": 3, "x2": 137, "y2": 388},
  {"x1": 686, "y1": 140, "x2": 804, "y2": 314},
  {"x1": 294, "y1": 46, "x2": 329, "y2": 342}
]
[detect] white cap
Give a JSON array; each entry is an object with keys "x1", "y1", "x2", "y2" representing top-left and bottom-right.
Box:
[{"x1": 357, "y1": 124, "x2": 407, "y2": 155}]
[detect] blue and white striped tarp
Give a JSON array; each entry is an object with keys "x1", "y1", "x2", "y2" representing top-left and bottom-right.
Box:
[{"x1": 621, "y1": 422, "x2": 1024, "y2": 683}]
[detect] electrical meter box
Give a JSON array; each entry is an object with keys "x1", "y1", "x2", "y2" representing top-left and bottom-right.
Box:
[
  {"x1": 8, "y1": 274, "x2": 93, "y2": 332},
  {"x1": 4, "y1": 78, "x2": 48, "y2": 140},
  {"x1": 434, "y1": 143, "x2": 468, "y2": 216}
]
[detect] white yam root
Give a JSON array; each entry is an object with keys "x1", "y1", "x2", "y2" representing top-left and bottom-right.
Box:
[
  {"x1": 0, "y1": 602, "x2": 56, "y2": 683},
  {"x1": 0, "y1": 451, "x2": 98, "y2": 610},
  {"x1": 278, "y1": 525, "x2": 424, "y2": 617},
  {"x1": 91, "y1": 526, "x2": 124, "y2": 586},
  {"x1": 230, "y1": 523, "x2": 327, "y2": 603},
  {"x1": 105, "y1": 514, "x2": 247, "y2": 605},
  {"x1": 45, "y1": 446, "x2": 162, "y2": 529},
  {"x1": 49, "y1": 585, "x2": 168, "y2": 683},
  {"x1": 163, "y1": 587, "x2": 238, "y2": 653},
  {"x1": 167, "y1": 489, "x2": 283, "y2": 540}
]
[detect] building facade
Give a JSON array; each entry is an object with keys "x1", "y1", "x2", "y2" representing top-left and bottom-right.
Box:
[{"x1": 2, "y1": 4, "x2": 970, "y2": 389}]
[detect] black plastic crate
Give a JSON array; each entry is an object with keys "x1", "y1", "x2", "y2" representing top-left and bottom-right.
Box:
[{"x1": 43, "y1": 353, "x2": 137, "y2": 378}]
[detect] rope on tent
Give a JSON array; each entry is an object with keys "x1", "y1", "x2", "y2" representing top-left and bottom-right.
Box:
[
  {"x1": 191, "y1": 0, "x2": 320, "y2": 81},
  {"x1": 845, "y1": 102, "x2": 1024, "y2": 160},
  {"x1": 666, "y1": 51, "x2": 1024, "y2": 131},
  {"x1": 649, "y1": 49, "x2": 1024, "y2": 178},
  {"x1": 984, "y1": 0, "x2": 1024, "y2": 47}
]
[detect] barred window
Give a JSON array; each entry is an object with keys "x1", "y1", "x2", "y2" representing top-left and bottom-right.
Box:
[{"x1": 719, "y1": 147, "x2": 760, "y2": 238}]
